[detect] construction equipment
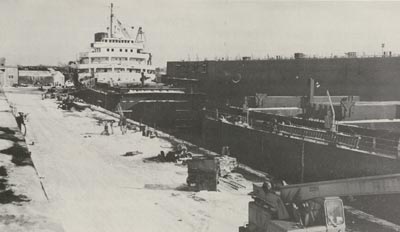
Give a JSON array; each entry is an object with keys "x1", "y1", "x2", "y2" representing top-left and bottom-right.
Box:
[
  {"x1": 240, "y1": 174, "x2": 400, "y2": 232},
  {"x1": 186, "y1": 157, "x2": 219, "y2": 191}
]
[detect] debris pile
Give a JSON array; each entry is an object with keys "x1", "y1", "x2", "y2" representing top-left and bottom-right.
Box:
[
  {"x1": 122, "y1": 151, "x2": 143, "y2": 157},
  {"x1": 219, "y1": 173, "x2": 247, "y2": 191},
  {"x1": 216, "y1": 155, "x2": 237, "y2": 177},
  {"x1": 158, "y1": 143, "x2": 192, "y2": 163}
]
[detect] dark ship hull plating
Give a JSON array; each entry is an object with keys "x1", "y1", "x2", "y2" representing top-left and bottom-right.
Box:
[{"x1": 167, "y1": 56, "x2": 400, "y2": 107}]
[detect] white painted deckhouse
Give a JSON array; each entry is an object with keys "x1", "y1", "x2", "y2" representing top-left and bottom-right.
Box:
[{"x1": 78, "y1": 3, "x2": 155, "y2": 87}]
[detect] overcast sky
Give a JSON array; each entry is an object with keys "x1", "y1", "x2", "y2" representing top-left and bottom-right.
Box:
[{"x1": 1, "y1": 0, "x2": 400, "y2": 67}]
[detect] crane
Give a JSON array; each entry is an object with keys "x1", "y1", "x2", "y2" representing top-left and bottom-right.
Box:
[{"x1": 240, "y1": 174, "x2": 400, "y2": 232}]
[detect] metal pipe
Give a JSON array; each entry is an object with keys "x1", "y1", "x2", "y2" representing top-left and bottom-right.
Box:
[{"x1": 326, "y1": 90, "x2": 336, "y2": 132}]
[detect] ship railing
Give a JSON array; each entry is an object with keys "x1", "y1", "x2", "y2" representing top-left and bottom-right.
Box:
[
  {"x1": 126, "y1": 88, "x2": 186, "y2": 93},
  {"x1": 200, "y1": 53, "x2": 400, "y2": 62},
  {"x1": 275, "y1": 123, "x2": 360, "y2": 148},
  {"x1": 357, "y1": 136, "x2": 399, "y2": 158},
  {"x1": 204, "y1": 110, "x2": 400, "y2": 159}
]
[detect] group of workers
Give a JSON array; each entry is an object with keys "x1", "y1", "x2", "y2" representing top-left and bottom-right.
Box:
[
  {"x1": 101, "y1": 115, "x2": 128, "y2": 136},
  {"x1": 57, "y1": 95, "x2": 75, "y2": 110}
]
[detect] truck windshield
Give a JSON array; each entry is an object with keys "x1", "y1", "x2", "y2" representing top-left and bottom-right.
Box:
[{"x1": 325, "y1": 199, "x2": 344, "y2": 226}]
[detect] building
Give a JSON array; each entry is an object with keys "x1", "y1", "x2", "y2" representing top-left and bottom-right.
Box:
[
  {"x1": 49, "y1": 68, "x2": 65, "y2": 87},
  {"x1": 0, "y1": 58, "x2": 18, "y2": 87},
  {"x1": 18, "y1": 67, "x2": 65, "y2": 86},
  {"x1": 18, "y1": 69, "x2": 53, "y2": 86},
  {"x1": 0, "y1": 66, "x2": 18, "y2": 87}
]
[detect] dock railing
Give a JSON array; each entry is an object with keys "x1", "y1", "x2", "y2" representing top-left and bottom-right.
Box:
[{"x1": 205, "y1": 110, "x2": 400, "y2": 159}]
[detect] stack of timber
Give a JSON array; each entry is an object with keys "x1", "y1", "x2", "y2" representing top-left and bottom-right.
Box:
[{"x1": 216, "y1": 155, "x2": 238, "y2": 177}]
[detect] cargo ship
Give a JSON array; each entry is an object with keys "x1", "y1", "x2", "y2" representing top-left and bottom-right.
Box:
[
  {"x1": 74, "y1": 4, "x2": 400, "y2": 186},
  {"x1": 74, "y1": 4, "x2": 204, "y2": 132},
  {"x1": 77, "y1": 3, "x2": 155, "y2": 87},
  {"x1": 165, "y1": 54, "x2": 400, "y2": 188},
  {"x1": 166, "y1": 54, "x2": 400, "y2": 108}
]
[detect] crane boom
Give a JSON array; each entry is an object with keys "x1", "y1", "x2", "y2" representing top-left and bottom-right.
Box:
[
  {"x1": 280, "y1": 173, "x2": 400, "y2": 203},
  {"x1": 246, "y1": 173, "x2": 400, "y2": 232}
]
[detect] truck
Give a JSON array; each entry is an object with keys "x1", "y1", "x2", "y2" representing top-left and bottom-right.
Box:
[{"x1": 240, "y1": 173, "x2": 400, "y2": 232}]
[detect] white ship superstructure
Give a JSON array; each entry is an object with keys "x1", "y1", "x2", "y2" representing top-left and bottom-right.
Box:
[{"x1": 78, "y1": 3, "x2": 155, "y2": 87}]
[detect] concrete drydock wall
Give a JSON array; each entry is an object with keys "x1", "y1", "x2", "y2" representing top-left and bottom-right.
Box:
[{"x1": 202, "y1": 118, "x2": 400, "y2": 183}]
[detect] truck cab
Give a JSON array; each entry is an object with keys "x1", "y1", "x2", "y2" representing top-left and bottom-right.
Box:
[{"x1": 324, "y1": 197, "x2": 345, "y2": 232}]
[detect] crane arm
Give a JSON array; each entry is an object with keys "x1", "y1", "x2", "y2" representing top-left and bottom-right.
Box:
[{"x1": 280, "y1": 173, "x2": 400, "y2": 203}]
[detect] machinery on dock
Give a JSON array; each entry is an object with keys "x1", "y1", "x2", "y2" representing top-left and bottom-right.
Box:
[
  {"x1": 186, "y1": 157, "x2": 219, "y2": 191},
  {"x1": 240, "y1": 174, "x2": 400, "y2": 232}
]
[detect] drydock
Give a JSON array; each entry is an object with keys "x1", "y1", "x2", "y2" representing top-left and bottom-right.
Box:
[
  {"x1": 1, "y1": 87, "x2": 400, "y2": 232},
  {"x1": 2, "y1": 1, "x2": 400, "y2": 231}
]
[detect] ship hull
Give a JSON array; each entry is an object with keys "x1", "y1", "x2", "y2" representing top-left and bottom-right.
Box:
[{"x1": 167, "y1": 57, "x2": 400, "y2": 107}]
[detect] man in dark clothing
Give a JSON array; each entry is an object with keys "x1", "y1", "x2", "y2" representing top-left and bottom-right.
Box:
[
  {"x1": 140, "y1": 72, "x2": 146, "y2": 87},
  {"x1": 16, "y1": 112, "x2": 25, "y2": 130},
  {"x1": 109, "y1": 120, "x2": 115, "y2": 135},
  {"x1": 15, "y1": 112, "x2": 26, "y2": 135},
  {"x1": 262, "y1": 178, "x2": 290, "y2": 220},
  {"x1": 101, "y1": 121, "x2": 110, "y2": 136}
]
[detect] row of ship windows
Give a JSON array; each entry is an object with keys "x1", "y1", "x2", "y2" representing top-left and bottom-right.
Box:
[
  {"x1": 94, "y1": 48, "x2": 141, "y2": 53},
  {"x1": 90, "y1": 57, "x2": 145, "y2": 61},
  {"x1": 79, "y1": 58, "x2": 146, "y2": 64},
  {"x1": 80, "y1": 69, "x2": 155, "y2": 74},
  {"x1": 80, "y1": 57, "x2": 145, "y2": 63},
  {"x1": 102, "y1": 39, "x2": 134, "y2": 44}
]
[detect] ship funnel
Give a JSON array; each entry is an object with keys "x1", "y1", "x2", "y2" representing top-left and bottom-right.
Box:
[{"x1": 95, "y1": 32, "x2": 108, "y2": 42}]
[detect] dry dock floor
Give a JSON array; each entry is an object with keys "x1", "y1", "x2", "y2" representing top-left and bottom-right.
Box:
[{"x1": 2, "y1": 87, "x2": 399, "y2": 232}]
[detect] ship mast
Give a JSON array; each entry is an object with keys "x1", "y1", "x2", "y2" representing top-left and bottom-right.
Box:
[{"x1": 109, "y1": 3, "x2": 114, "y2": 38}]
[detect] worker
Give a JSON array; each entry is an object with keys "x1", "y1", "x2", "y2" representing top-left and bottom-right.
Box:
[
  {"x1": 109, "y1": 120, "x2": 115, "y2": 135},
  {"x1": 15, "y1": 112, "x2": 26, "y2": 133},
  {"x1": 262, "y1": 178, "x2": 273, "y2": 192},
  {"x1": 158, "y1": 151, "x2": 166, "y2": 161},
  {"x1": 272, "y1": 118, "x2": 278, "y2": 133},
  {"x1": 291, "y1": 203, "x2": 303, "y2": 226},
  {"x1": 101, "y1": 121, "x2": 110, "y2": 136},
  {"x1": 300, "y1": 200, "x2": 324, "y2": 227},
  {"x1": 262, "y1": 178, "x2": 290, "y2": 220},
  {"x1": 119, "y1": 115, "x2": 127, "y2": 135},
  {"x1": 140, "y1": 72, "x2": 146, "y2": 87},
  {"x1": 165, "y1": 151, "x2": 178, "y2": 162}
]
